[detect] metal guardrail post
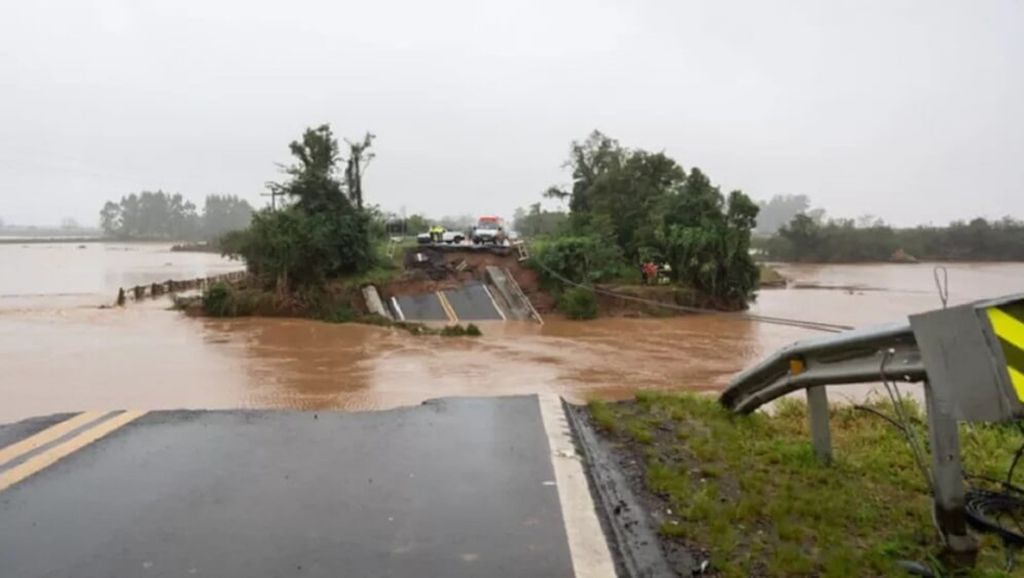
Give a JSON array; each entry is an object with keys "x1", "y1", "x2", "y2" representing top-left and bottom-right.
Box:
[
  {"x1": 805, "y1": 386, "x2": 832, "y2": 464},
  {"x1": 923, "y1": 383, "x2": 978, "y2": 564}
]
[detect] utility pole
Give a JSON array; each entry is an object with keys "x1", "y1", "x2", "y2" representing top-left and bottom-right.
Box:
[{"x1": 261, "y1": 182, "x2": 285, "y2": 211}]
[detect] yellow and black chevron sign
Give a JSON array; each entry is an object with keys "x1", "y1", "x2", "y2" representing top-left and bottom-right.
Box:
[{"x1": 987, "y1": 302, "x2": 1024, "y2": 399}]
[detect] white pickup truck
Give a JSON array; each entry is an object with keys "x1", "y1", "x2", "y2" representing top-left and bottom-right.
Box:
[{"x1": 416, "y1": 230, "x2": 466, "y2": 245}]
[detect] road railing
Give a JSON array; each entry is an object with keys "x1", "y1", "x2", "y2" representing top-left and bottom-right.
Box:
[{"x1": 719, "y1": 294, "x2": 1024, "y2": 567}]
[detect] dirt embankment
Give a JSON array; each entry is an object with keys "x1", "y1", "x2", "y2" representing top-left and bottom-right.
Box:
[
  {"x1": 381, "y1": 247, "x2": 556, "y2": 313},
  {"x1": 380, "y1": 247, "x2": 750, "y2": 318}
]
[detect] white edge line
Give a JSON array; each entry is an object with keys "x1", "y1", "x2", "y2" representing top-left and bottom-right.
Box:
[
  {"x1": 537, "y1": 394, "x2": 617, "y2": 578},
  {"x1": 481, "y1": 284, "x2": 507, "y2": 321},
  {"x1": 390, "y1": 296, "x2": 406, "y2": 322}
]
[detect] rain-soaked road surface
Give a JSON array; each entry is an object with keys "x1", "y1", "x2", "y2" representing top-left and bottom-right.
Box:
[{"x1": 0, "y1": 396, "x2": 613, "y2": 578}]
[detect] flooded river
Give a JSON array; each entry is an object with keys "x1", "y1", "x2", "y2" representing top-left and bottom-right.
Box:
[{"x1": 2, "y1": 242, "x2": 1022, "y2": 423}]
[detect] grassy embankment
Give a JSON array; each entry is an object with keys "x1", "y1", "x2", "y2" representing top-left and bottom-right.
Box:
[{"x1": 590, "y1": 392, "x2": 1020, "y2": 577}]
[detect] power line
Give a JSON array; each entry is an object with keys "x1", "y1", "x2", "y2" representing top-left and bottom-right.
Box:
[{"x1": 528, "y1": 250, "x2": 854, "y2": 333}]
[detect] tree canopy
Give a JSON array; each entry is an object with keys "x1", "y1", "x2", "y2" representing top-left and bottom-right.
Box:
[
  {"x1": 222, "y1": 124, "x2": 374, "y2": 291},
  {"x1": 539, "y1": 131, "x2": 760, "y2": 302}
]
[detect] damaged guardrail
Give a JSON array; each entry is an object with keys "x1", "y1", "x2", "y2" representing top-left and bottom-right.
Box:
[
  {"x1": 720, "y1": 321, "x2": 925, "y2": 414},
  {"x1": 720, "y1": 293, "x2": 1024, "y2": 567}
]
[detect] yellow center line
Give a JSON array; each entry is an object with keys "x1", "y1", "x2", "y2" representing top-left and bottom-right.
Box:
[
  {"x1": 0, "y1": 411, "x2": 107, "y2": 468},
  {"x1": 436, "y1": 291, "x2": 458, "y2": 323},
  {"x1": 0, "y1": 410, "x2": 146, "y2": 493}
]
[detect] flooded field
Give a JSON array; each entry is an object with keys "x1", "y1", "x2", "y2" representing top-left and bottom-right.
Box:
[{"x1": 1, "y1": 242, "x2": 1022, "y2": 422}]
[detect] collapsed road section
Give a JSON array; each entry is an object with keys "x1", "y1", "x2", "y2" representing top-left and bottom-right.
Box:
[
  {"x1": 382, "y1": 245, "x2": 544, "y2": 324},
  {"x1": 0, "y1": 396, "x2": 622, "y2": 578}
]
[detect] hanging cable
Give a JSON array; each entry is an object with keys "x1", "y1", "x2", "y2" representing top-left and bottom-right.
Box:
[
  {"x1": 877, "y1": 349, "x2": 934, "y2": 491},
  {"x1": 529, "y1": 256, "x2": 855, "y2": 334},
  {"x1": 933, "y1": 266, "x2": 949, "y2": 309}
]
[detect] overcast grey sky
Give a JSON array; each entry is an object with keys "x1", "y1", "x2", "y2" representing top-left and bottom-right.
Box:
[{"x1": 1, "y1": 0, "x2": 1021, "y2": 227}]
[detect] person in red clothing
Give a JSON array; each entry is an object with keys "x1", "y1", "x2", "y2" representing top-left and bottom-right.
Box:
[{"x1": 642, "y1": 261, "x2": 658, "y2": 285}]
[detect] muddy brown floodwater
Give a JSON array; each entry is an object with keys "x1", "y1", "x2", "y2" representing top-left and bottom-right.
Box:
[{"x1": 2, "y1": 242, "x2": 1023, "y2": 423}]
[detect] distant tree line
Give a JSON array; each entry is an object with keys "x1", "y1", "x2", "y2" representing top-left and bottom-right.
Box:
[
  {"x1": 513, "y1": 203, "x2": 567, "y2": 238},
  {"x1": 99, "y1": 192, "x2": 254, "y2": 241},
  {"x1": 762, "y1": 215, "x2": 1024, "y2": 262}
]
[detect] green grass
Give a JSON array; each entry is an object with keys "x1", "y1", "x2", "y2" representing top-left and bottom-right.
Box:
[
  {"x1": 593, "y1": 392, "x2": 1023, "y2": 577},
  {"x1": 346, "y1": 264, "x2": 401, "y2": 288}
]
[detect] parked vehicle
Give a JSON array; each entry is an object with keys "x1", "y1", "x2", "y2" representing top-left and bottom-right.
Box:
[
  {"x1": 442, "y1": 230, "x2": 465, "y2": 244},
  {"x1": 472, "y1": 216, "x2": 506, "y2": 245},
  {"x1": 416, "y1": 229, "x2": 465, "y2": 244}
]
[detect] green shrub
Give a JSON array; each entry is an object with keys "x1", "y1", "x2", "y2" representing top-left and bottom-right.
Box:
[
  {"x1": 202, "y1": 283, "x2": 235, "y2": 317},
  {"x1": 201, "y1": 282, "x2": 266, "y2": 317},
  {"x1": 558, "y1": 287, "x2": 598, "y2": 320},
  {"x1": 319, "y1": 304, "x2": 355, "y2": 323},
  {"x1": 439, "y1": 324, "x2": 483, "y2": 337},
  {"x1": 529, "y1": 235, "x2": 628, "y2": 289},
  {"x1": 223, "y1": 207, "x2": 372, "y2": 292}
]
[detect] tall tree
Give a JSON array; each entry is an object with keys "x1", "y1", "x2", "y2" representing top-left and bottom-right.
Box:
[
  {"x1": 99, "y1": 202, "x2": 120, "y2": 235},
  {"x1": 97, "y1": 191, "x2": 199, "y2": 239},
  {"x1": 344, "y1": 132, "x2": 375, "y2": 211},
  {"x1": 755, "y1": 194, "x2": 811, "y2": 235},
  {"x1": 224, "y1": 124, "x2": 374, "y2": 292},
  {"x1": 550, "y1": 131, "x2": 685, "y2": 257},
  {"x1": 203, "y1": 195, "x2": 254, "y2": 239},
  {"x1": 270, "y1": 124, "x2": 348, "y2": 214}
]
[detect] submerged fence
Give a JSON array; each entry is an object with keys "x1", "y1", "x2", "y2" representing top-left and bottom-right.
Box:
[{"x1": 116, "y1": 270, "x2": 247, "y2": 306}]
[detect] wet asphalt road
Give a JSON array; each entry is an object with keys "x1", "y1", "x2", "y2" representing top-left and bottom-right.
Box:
[
  {"x1": 0, "y1": 397, "x2": 578, "y2": 578},
  {"x1": 444, "y1": 283, "x2": 504, "y2": 321},
  {"x1": 393, "y1": 284, "x2": 503, "y2": 322},
  {"x1": 394, "y1": 292, "x2": 449, "y2": 321}
]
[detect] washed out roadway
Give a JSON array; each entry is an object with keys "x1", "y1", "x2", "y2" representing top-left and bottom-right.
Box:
[
  {"x1": 393, "y1": 292, "x2": 448, "y2": 321},
  {"x1": 0, "y1": 396, "x2": 612, "y2": 578},
  {"x1": 443, "y1": 282, "x2": 504, "y2": 321}
]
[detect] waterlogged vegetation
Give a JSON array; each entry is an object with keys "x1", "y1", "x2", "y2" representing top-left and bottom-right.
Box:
[
  {"x1": 590, "y1": 392, "x2": 1022, "y2": 577},
  {"x1": 557, "y1": 287, "x2": 599, "y2": 320},
  {"x1": 526, "y1": 131, "x2": 761, "y2": 317},
  {"x1": 183, "y1": 282, "x2": 481, "y2": 338},
  {"x1": 173, "y1": 124, "x2": 488, "y2": 338},
  {"x1": 220, "y1": 124, "x2": 377, "y2": 294},
  {"x1": 160, "y1": 125, "x2": 391, "y2": 331}
]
